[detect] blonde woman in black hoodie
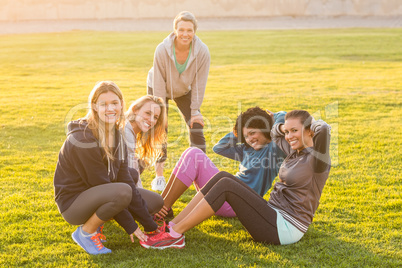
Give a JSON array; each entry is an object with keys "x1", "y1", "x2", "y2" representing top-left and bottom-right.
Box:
[{"x1": 54, "y1": 81, "x2": 158, "y2": 255}]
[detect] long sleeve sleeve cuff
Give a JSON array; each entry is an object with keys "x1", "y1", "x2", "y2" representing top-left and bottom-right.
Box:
[{"x1": 191, "y1": 110, "x2": 201, "y2": 116}]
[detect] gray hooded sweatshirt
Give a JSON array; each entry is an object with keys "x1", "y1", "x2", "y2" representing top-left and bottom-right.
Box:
[{"x1": 147, "y1": 32, "x2": 210, "y2": 116}]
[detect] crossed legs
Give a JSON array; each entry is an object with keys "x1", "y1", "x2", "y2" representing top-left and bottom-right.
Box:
[{"x1": 156, "y1": 148, "x2": 235, "y2": 218}]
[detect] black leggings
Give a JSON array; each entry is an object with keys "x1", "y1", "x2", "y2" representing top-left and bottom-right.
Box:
[{"x1": 201, "y1": 171, "x2": 280, "y2": 245}]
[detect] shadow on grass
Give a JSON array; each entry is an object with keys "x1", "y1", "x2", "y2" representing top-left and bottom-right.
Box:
[
  {"x1": 79, "y1": 215, "x2": 401, "y2": 268},
  {"x1": 2, "y1": 125, "x2": 399, "y2": 267}
]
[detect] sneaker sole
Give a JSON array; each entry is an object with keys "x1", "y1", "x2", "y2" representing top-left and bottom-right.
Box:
[
  {"x1": 72, "y1": 232, "x2": 89, "y2": 253},
  {"x1": 151, "y1": 185, "x2": 166, "y2": 191},
  {"x1": 140, "y1": 236, "x2": 185, "y2": 250}
]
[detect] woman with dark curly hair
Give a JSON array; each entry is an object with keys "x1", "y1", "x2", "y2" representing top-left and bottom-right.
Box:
[{"x1": 154, "y1": 107, "x2": 286, "y2": 219}]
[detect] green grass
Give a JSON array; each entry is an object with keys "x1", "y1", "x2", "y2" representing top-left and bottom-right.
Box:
[{"x1": 0, "y1": 28, "x2": 401, "y2": 267}]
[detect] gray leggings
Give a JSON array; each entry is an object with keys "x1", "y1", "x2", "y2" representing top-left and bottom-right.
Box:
[{"x1": 62, "y1": 183, "x2": 163, "y2": 225}]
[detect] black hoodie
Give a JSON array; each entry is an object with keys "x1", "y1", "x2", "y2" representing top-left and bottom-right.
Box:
[{"x1": 54, "y1": 120, "x2": 157, "y2": 234}]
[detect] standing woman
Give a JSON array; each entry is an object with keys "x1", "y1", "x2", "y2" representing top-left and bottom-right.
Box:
[
  {"x1": 140, "y1": 110, "x2": 332, "y2": 249},
  {"x1": 54, "y1": 81, "x2": 157, "y2": 255},
  {"x1": 147, "y1": 11, "x2": 210, "y2": 191}
]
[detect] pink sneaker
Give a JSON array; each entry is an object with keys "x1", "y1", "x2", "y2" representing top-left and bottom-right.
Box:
[
  {"x1": 140, "y1": 232, "x2": 185, "y2": 249},
  {"x1": 146, "y1": 221, "x2": 169, "y2": 238}
]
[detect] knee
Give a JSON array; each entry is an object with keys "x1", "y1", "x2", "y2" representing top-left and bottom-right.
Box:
[
  {"x1": 180, "y1": 147, "x2": 205, "y2": 164},
  {"x1": 185, "y1": 147, "x2": 204, "y2": 157},
  {"x1": 214, "y1": 171, "x2": 233, "y2": 180},
  {"x1": 203, "y1": 173, "x2": 231, "y2": 192},
  {"x1": 128, "y1": 167, "x2": 139, "y2": 184},
  {"x1": 207, "y1": 172, "x2": 235, "y2": 188},
  {"x1": 182, "y1": 147, "x2": 195, "y2": 156},
  {"x1": 215, "y1": 177, "x2": 233, "y2": 188},
  {"x1": 190, "y1": 123, "x2": 204, "y2": 130},
  {"x1": 153, "y1": 195, "x2": 164, "y2": 214},
  {"x1": 142, "y1": 191, "x2": 164, "y2": 215},
  {"x1": 116, "y1": 183, "x2": 132, "y2": 206}
]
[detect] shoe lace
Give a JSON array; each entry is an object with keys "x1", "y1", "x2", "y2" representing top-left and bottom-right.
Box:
[
  {"x1": 150, "y1": 215, "x2": 169, "y2": 234},
  {"x1": 158, "y1": 221, "x2": 169, "y2": 233},
  {"x1": 97, "y1": 224, "x2": 106, "y2": 241},
  {"x1": 153, "y1": 215, "x2": 165, "y2": 226},
  {"x1": 91, "y1": 233, "x2": 104, "y2": 250},
  {"x1": 150, "y1": 230, "x2": 170, "y2": 241}
]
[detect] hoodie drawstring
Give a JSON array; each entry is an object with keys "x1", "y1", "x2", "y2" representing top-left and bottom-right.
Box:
[
  {"x1": 170, "y1": 58, "x2": 173, "y2": 100},
  {"x1": 120, "y1": 133, "x2": 125, "y2": 162},
  {"x1": 195, "y1": 52, "x2": 198, "y2": 108},
  {"x1": 107, "y1": 133, "x2": 124, "y2": 181},
  {"x1": 107, "y1": 157, "x2": 111, "y2": 176}
]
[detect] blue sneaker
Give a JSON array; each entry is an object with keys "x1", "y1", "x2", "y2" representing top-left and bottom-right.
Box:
[{"x1": 72, "y1": 226, "x2": 111, "y2": 255}]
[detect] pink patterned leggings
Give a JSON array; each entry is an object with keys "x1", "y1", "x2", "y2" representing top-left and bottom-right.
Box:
[{"x1": 172, "y1": 147, "x2": 236, "y2": 217}]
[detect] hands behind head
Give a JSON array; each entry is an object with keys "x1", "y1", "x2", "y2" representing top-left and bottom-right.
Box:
[{"x1": 266, "y1": 110, "x2": 274, "y2": 119}]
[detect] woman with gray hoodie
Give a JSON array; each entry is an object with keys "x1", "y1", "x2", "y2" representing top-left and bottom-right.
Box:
[{"x1": 147, "y1": 11, "x2": 211, "y2": 191}]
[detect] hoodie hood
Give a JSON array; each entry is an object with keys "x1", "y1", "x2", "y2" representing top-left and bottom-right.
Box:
[
  {"x1": 162, "y1": 32, "x2": 204, "y2": 67},
  {"x1": 65, "y1": 119, "x2": 104, "y2": 150},
  {"x1": 67, "y1": 119, "x2": 89, "y2": 137},
  {"x1": 65, "y1": 119, "x2": 99, "y2": 149},
  {"x1": 66, "y1": 119, "x2": 125, "y2": 176}
]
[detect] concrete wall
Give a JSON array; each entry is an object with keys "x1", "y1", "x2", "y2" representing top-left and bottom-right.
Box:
[{"x1": 1, "y1": 0, "x2": 401, "y2": 21}]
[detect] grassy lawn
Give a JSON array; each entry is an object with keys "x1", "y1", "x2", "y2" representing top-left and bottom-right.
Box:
[{"x1": 0, "y1": 28, "x2": 401, "y2": 267}]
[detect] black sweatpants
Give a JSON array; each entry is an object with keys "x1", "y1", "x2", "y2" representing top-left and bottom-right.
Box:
[
  {"x1": 200, "y1": 171, "x2": 280, "y2": 245},
  {"x1": 148, "y1": 87, "x2": 206, "y2": 162}
]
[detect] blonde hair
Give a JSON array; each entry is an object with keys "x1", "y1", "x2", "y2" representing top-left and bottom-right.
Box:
[
  {"x1": 83, "y1": 81, "x2": 125, "y2": 160},
  {"x1": 126, "y1": 95, "x2": 166, "y2": 167},
  {"x1": 173, "y1": 11, "x2": 197, "y2": 32}
]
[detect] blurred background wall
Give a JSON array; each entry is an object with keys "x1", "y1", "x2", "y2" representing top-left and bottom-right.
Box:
[{"x1": 1, "y1": 0, "x2": 401, "y2": 21}]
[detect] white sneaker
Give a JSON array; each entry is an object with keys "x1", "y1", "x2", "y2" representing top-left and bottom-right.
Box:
[{"x1": 151, "y1": 176, "x2": 166, "y2": 191}]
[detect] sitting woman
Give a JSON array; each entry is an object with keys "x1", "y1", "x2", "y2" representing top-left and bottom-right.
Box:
[
  {"x1": 140, "y1": 110, "x2": 332, "y2": 248},
  {"x1": 124, "y1": 95, "x2": 167, "y2": 214},
  {"x1": 54, "y1": 81, "x2": 158, "y2": 255},
  {"x1": 155, "y1": 107, "x2": 286, "y2": 219}
]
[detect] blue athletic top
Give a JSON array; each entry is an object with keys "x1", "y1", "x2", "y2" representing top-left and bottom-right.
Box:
[{"x1": 212, "y1": 112, "x2": 287, "y2": 196}]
